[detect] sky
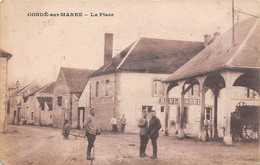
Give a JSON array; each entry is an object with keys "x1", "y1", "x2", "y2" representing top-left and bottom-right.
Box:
[{"x1": 1, "y1": 0, "x2": 259, "y2": 87}]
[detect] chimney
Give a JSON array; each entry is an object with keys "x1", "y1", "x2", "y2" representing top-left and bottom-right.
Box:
[
  {"x1": 203, "y1": 34, "x2": 211, "y2": 47},
  {"x1": 104, "y1": 33, "x2": 113, "y2": 66}
]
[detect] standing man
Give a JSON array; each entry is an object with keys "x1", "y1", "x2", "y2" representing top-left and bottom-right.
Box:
[
  {"x1": 62, "y1": 119, "x2": 71, "y2": 139},
  {"x1": 111, "y1": 115, "x2": 117, "y2": 133},
  {"x1": 148, "y1": 110, "x2": 161, "y2": 159},
  {"x1": 120, "y1": 114, "x2": 127, "y2": 133},
  {"x1": 83, "y1": 108, "x2": 97, "y2": 160},
  {"x1": 138, "y1": 111, "x2": 148, "y2": 158}
]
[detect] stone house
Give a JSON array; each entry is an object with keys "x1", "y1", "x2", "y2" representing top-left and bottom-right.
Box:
[
  {"x1": 88, "y1": 33, "x2": 206, "y2": 132},
  {"x1": 53, "y1": 67, "x2": 94, "y2": 128},
  {"x1": 25, "y1": 81, "x2": 55, "y2": 126}
]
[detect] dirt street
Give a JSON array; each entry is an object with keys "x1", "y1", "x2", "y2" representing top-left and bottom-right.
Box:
[{"x1": 0, "y1": 125, "x2": 259, "y2": 165}]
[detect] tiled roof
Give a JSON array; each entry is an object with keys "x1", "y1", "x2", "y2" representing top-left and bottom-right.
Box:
[
  {"x1": 60, "y1": 67, "x2": 95, "y2": 93},
  {"x1": 91, "y1": 38, "x2": 205, "y2": 76},
  {"x1": 39, "y1": 81, "x2": 56, "y2": 94},
  {"x1": 164, "y1": 17, "x2": 260, "y2": 82}
]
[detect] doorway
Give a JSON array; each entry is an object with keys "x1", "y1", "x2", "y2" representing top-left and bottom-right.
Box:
[{"x1": 78, "y1": 107, "x2": 85, "y2": 129}]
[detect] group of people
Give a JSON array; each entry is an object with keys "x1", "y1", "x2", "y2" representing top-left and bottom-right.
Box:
[
  {"x1": 138, "y1": 110, "x2": 161, "y2": 159},
  {"x1": 111, "y1": 114, "x2": 127, "y2": 133},
  {"x1": 62, "y1": 108, "x2": 162, "y2": 160}
]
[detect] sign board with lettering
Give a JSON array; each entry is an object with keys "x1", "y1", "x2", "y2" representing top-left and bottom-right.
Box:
[{"x1": 159, "y1": 98, "x2": 200, "y2": 105}]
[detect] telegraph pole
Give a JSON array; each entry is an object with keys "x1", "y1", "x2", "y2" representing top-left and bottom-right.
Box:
[{"x1": 232, "y1": 0, "x2": 235, "y2": 45}]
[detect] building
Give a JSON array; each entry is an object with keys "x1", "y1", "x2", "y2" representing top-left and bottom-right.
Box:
[
  {"x1": 53, "y1": 67, "x2": 94, "y2": 128},
  {"x1": 25, "y1": 81, "x2": 55, "y2": 126},
  {"x1": 89, "y1": 33, "x2": 205, "y2": 132},
  {"x1": 0, "y1": 49, "x2": 12, "y2": 133},
  {"x1": 163, "y1": 17, "x2": 260, "y2": 144},
  {"x1": 8, "y1": 81, "x2": 40, "y2": 125}
]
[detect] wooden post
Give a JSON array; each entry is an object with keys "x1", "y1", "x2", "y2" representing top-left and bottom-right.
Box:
[
  {"x1": 213, "y1": 90, "x2": 219, "y2": 138},
  {"x1": 179, "y1": 91, "x2": 185, "y2": 139},
  {"x1": 224, "y1": 71, "x2": 233, "y2": 145},
  {"x1": 199, "y1": 84, "x2": 206, "y2": 141},
  {"x1": 164, "y1": 84, "x2": 169, "y2": 136}
]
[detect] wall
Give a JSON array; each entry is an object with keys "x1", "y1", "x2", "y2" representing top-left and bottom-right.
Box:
[
  {"x1": 53, "y1": 71, "x2": 70, "y2": 128},
  {"x1": 117, "y1": 72, "x2": 170, "y2": 133},
  {"x1": 25, "y1": 96, "x2": 38, "y2": 125},
  {"x1": 89, "y1": 73, "x2": 116, "y2": 131},
  {"x1": 0, "y1": 58, "x2": 7, "y2": 132},
  {"x1": 71, "y1": 94, "x2": 78, "y2": 128}
]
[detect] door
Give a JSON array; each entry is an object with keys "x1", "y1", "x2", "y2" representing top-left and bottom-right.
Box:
[
  {"x1": 78, "y1": 107, "x2": 85, "y2": 129},
  {"x1": 13, "y1": 110, "x2": 16, "y2": 124},
  {"x1": 17, "y1": 108, "x2": 21, "y2": 123}
]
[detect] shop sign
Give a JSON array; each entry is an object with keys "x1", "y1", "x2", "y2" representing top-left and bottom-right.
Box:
[{"x1": 159, "y1": 98, "x2": 200, "y2": 105}]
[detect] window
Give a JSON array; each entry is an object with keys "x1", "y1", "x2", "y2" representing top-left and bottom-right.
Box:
[
  {"x1": 205, "y1": 107, "x2": 212, "y2": 120},
  {"x1": 95, "y1": 82, "x2": 99, "y2": 97},
  {"x1": 57, "y1": 96, "x2": 62, "y2": 106},
  {"x1": 105, "y1": 80, "x2": 110, "y2": 96},
  {"x1": 176, "y1": 107, "x2": 188, "y2": 124},
  {"x1": 152, "y1": 80, "x2": 163, "y2": 96},
  {"x1": 161, "y1": 106, "x2": 165, "y2": 112},
  {"x1": 246, "y1": 88, "x2": 255, "y2": 99},
  {"x1": 142, "y1": 106, "x2": 153, "y2": 113},
  {"x1": 31, "y1": 112, "x2": 34, "y2": 120}
]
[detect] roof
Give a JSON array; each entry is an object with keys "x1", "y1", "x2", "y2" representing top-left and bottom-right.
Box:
[
  {"x1": 14, "y1": 82, "x2": 33, "y2": 95},
  {"x1": 39, "y1": 81, "x2": 56, "y2": 94},
  {"x1": 27, "y1": 81, "x2": 56, "y2": 96},
  {"x1": 37, "y1": 97, "x2": 53, "y2": 110},
  {"x1": 91, "y1": 37, "x2": 205, "y2": 76},
  {"x1": 164, "y1": 17, "x2": 260, "y2": 82},
  {"x1": 1, "y1": 49, "x2": 12, "y2": 60},
  {"x1": 60, "y1": 67, "x2": 95, "y2": 93}
]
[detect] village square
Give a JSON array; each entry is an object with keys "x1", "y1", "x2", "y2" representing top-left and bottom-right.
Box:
[{"x1": 0, "y1": 0, "x2": 259, "y2": 165}]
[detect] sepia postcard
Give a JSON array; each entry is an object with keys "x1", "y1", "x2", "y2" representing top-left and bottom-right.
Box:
[{"x1": 0, "y1": 0, "x2": 259, "y2": 165}]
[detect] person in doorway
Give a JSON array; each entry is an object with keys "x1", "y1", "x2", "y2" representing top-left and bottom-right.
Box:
[
  {"x1": 111, "y1": 115, "x2": 117, "y2": 133},
  {"x1": 138, "y1": 111, "x2": 149, "y2": 158},
  {"x1": 83, "y1": 108, "x2": 100, "y2": 160},
  {"x1": 209, "y1": 120, "x2": 213, "y2": 138},
  {"x1": 147, "y1": 110, "x2": 161, "y2": 159},
  {"x1": 204, "y1": 119, "x2": 209, "y2": 141},
  {"x1": 120, "y1": 114, "x2": 127, "y2": 133},
  {"x1": 62, "y1": 119, "x2": 71, "y2": 139}
]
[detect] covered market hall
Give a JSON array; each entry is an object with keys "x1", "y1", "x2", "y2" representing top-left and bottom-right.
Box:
[{"x1": 163, "y1": 17, "x2": 260, "y2": 145}]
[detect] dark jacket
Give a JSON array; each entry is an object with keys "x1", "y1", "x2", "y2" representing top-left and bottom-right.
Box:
[
  {"x1": 138, "y1": 117, "x2": 148, "y2": 135},
  {"x1": 148, "y1": 116, "x2": 161, "y2": 137},
  {"x1": 63, "y1": 122, "x2": 71, "y2": 135}
]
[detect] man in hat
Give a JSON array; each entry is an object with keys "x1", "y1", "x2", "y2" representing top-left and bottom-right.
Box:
[
  {"x1": 138, "y1": 111, "x2": 148, "y2": 158},
  {"x1": 83, "y1": 108, "x2": 98, "y2": 160},
  {"x1": 147, "y1": 110, "x2": 161, "y2": 159}
]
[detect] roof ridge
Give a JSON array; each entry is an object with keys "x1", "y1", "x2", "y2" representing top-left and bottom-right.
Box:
[
  {"x1": 139, "y1": 37, "x2": 203, "y2": 43},
  {"x1": 226, "y1": 19, "x2": 259, "y2": 67},
  {"x1": 15, "y1": 81, "x2": 34, "y2": 94},
  {"x1": 61, "y1": 67, "x2": 95, "y2": 71},
  {"x1": 116, "y1": 39, "x2": 140, "y2": 70}
]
